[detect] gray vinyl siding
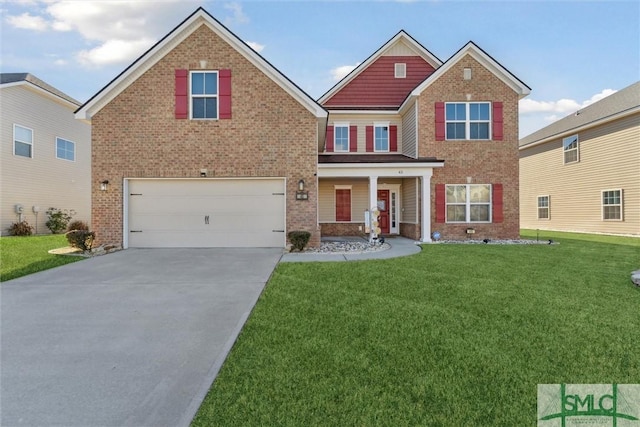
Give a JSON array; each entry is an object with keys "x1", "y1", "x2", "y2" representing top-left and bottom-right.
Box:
[
  {"x1": 327, "y1": 114, "x2": 402, "y2": 154},
  {"x1": 401, "y1": 177, "x2": 418, "y2": 223},
  {"x1": 520, "y1": 113, "x2": 640, "y2": 235},
  {"x1": 1, "y1": 85, "x2": 91, "y2": 235},
  {"x1": 402, "y1": 102, "x2": 417, "y2": 158}
]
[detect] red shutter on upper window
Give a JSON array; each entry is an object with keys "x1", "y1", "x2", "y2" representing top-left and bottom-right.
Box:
[
  {"x1": 492, "y1": 102, "x2": 503, "y2": 140},
  {"x1": 335, "y1": 189, "x2": 351, "y2": 221},
  {"x1": 325, "y1": 126, "x2": 334, "y2": 152},
  {"x1": 390, "y1": 125, "x2": 398, "y2": 152},
  {"x1": 366, "y1": 126, "x2": 374, "y2": 152},
  {"x1": 219, "y1": 69, "x2": 232, "y2": 119},
  {"x1": 175, "y1": 69, "x2": 188, "y2": 119},
  {"x1": 435, "y1": 102, "x2": 445, "y2": 141},
  {"x1": 493, "y1": 183, "x2": 503, "y2": 223},
  {"x1": 435, "y1": 184, "x2": 446, "y2": 223},
  {"x1": 349, "y1": 125, "x2": 358, "y2": 152}
]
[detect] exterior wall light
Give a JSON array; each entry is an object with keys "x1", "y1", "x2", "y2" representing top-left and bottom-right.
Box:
[
  {"x1": 296, "y1": 179, "x2": 308, "y2": 201},
  {"x1": 100, "y1": 180, "x2": 109, "y2": 191}
]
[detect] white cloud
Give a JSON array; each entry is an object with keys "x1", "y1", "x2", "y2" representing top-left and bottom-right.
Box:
[
  {"x1": 331, "y1": 63, "x2": 360, "y2": 82},
  {"x1": 223, "y1": 2, "x2": 248, "y2": 26},
  {"x1": 77, "y1": 38, "x2": 156, "y2": 67},
  {"x1": 519, "y1": 89, "x2": 617, "y2": 115},
  {"x1": 6, "y1": 12, "x2": 48, "y2": 31},
  {"x1": 246, "y1": 41, "x2": 265, "y2": 53},
  {"x1": 5, "y1": 1, "x2": 204, "y2": 67}
]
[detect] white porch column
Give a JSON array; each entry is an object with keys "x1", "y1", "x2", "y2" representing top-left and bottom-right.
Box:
[
  {"x1": 420, "y1": 172, "x2": 433, "y2": 242},
  {"x1": 369, "y1": 175, "x2": 378, "y2": 241},
  {"x1": 368, "y1": 175, "x2": 378, "y2": 211}
]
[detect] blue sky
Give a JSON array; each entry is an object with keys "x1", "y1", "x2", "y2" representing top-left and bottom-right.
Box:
[{"x1": 1, "y1": 0, "x2": 638, "y2": 137}]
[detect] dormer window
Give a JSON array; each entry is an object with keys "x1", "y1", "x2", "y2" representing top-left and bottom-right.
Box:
[{"x1": 394, "y1": 63, "x2": 406, "y2": 78}]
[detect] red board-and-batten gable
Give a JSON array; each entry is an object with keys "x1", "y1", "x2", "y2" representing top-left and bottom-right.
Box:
[{"x1": 319, "y1": 31, "x2": 442, "y2": 109}]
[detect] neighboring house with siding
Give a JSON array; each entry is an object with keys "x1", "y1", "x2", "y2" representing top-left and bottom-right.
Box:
[
  {"x1": 1, "y1": 73, "x2": 91, "y2": 235},
  {"x1": 76, "y1": 8, "x2": 529, "y2": 249},
  {"x1": 519, "y1": 81, "x2": 640, "y2": 236}
]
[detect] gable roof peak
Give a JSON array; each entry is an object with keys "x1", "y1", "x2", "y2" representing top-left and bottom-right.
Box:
[{"x1": 318, "y1": 30, "x2": 442, "y2": 104}]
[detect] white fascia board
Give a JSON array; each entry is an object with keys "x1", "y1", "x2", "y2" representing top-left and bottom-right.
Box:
[
  {"x1": 519, "y1": 107, "x2": 640, "y2": 151},
  {"x1": 318, "y1": 31, "x2": 442, "y2": 105},
  {"x1": 318, "y1": 162, "x2": 444, "y2": 178},
  {"x1": 411, "y1": 42, "x2": 531, "y2": 99},
  {"x1": 2, "y1": 81, "x2": 79, "y2": 110},
  {"x1": 76, "y1": 10, "x2": 326, "y2": 120},
  {"x1": 329, "y1": 110, "x2": 400, "y2": 115}
]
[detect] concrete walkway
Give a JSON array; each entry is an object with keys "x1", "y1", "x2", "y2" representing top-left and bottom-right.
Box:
[{"x1": 280, "y1": 236, "x2": 422, "y2": 262}]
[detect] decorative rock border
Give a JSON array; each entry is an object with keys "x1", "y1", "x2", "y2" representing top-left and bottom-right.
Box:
[
  {"x1": 632, "y1": 270, "x2": 640, "y2": 287},
  {"x1": 303, "y1": 241, "x2": 390, "y2": 254},
  {"x1": 48, "y1": 245, "x2": 122, "y2": 257},
  {"x1": 433, "y1": 239, "x2": 559, "y2": 245}
]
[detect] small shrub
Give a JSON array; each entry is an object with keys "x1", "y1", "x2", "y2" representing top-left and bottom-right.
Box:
[
  {"x1": 67, "y1": 220, "x2": 89, "y2": 232},
  {"x1": 65, "y1": 230, "x2": 95, "y2": 252},
  {"x1": 46, "y1": 208, "x2": 75, "y2": 234},
  {"x1": 8, "y1": 221, "x2": 34, "y2": 236},
  {"x1": 288, "y1": 230, "x2": 311, "y2": 252}
]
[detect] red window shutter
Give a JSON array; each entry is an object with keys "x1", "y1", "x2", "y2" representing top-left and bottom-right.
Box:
[
  {"x1": 335, "y1": 189, "x2": 351, "y2": 221},
  {"x1": 219, "y1": 69, "x2": 232, "y2": 119},
  {"x1": 175, "y1": 69, "x2": 188, "y2": 119},
  {"x1": 435, "y1": 184, "x2": 446, "y2": 223},
  {"x1": 492, "y1": 102, "x2": 503, "y2": 140},
  {"x1": 435, "y1": 102, "x2": 445, "y2": 141},
  {"x1": 366, "y1": 126, "x2": 374, "y2": 152},
  {"x1": 325, "y1": 126, "x2": 334, "y2": 152},
  {"x1": 390, "y1": 125, "x2": 398, "y2": 152},
  {"x1": 493, "y1": 183, "x2": 503, "y2": 223},
  {"x1": 349, "y1": 125, "x2": 358, "y2": 152}
]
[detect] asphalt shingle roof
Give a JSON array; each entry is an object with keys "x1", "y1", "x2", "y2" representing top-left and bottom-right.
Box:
[
  {"x1": 519, "y1": 81, "x2": 640, "y2": 147},
  {"x1": 0, "y1": 73, "x2": 81, "y2": 106}
]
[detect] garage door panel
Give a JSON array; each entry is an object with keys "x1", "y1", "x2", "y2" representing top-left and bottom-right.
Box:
[{"x1": 128, "y1": 179, "x2": 286, "y2": 248}]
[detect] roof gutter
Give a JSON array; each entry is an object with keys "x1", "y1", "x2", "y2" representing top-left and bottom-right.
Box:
[{"x1": 519, "y1": 106, "x2": 640, "y2": 150}]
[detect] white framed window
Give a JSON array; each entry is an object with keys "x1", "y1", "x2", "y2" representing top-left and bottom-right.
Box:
[
  {"x1": 190, "y1": 71, "x2": 218, "y2": 119},
  {"x1": 445, "y1": 102, "x2": 491, "y2": 140},
  {"x1": 56, "y1": 137, "x2": 75, "y2": 162},
  {"x1": 537, "y1": 195, "x2": 550, "y2": 220},
  {"x1": 394, "y1": 63, "x2": 406, "y2": 78},
  {"x1": 374, "y1": 123, "x2": 389, "y2": 152},
  {"x1": 602, "y1": 189, "x2": 623, "y2": 221},
  {"x1": 563, "y1": 135, "x2": 579, "y2": 164},
  {"x1": 446, "y1": 184, "x2": 491, "y2": 223},
  {"x1": 334, "y1": 123, "x2": 349, "y2": 152},
  {"x1": 14, "y1": 124, "x2": 33, "y2": 158}
]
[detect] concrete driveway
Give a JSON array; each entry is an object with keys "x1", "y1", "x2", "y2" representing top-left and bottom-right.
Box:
[{"x1": 1, "y1": 248, "x2": 282, "y2": 427}]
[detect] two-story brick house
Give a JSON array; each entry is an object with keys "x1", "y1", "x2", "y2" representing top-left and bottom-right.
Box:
[{"x1": 77, "y1": 8, "x2": 529, "y2": 249}]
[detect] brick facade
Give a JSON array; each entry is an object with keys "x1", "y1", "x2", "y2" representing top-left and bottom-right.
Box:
[
  {"x1": 417, "y1": 55, "x2": 521, "y2": 240},
  {"x1": 92, "y1": 25, "x2": 320, "y2": 248}
]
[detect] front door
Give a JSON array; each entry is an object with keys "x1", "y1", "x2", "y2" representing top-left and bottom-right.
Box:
[{"x1": 377, "y1": 190, "x2": 390, "y2": 234}]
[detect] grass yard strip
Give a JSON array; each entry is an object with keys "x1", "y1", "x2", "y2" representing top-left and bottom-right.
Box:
[
  {"x1": 193, "y1": 232, "x2": 639, "y2": 426},
  {"x1": 1, "y1": 235, "x2": 83, "y2": 282}
]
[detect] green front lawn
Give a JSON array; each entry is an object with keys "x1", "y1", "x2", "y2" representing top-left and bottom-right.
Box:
[
  {"x1": 1, "y1": 235, "x2": 84, "y2": 282},
  {"x1": 193, "y1": 231, "x2": 639, "y2": 426}
]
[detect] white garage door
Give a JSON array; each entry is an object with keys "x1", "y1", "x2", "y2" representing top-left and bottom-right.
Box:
[{"x1": 127, "y1": 179, "x2": 285, "y2": 248}]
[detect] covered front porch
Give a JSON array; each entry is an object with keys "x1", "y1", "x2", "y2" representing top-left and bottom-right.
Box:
[{"x1": 317, "y1": 155, "x2": 444, "y2": 242}]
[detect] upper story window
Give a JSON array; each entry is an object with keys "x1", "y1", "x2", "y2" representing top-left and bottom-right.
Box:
[
  {"x1": 446, "y1": 184, "x2": 491, "y2": 223},
  {"x1": 374, "y1": 124, "x2": 389, "y2": 152},
  {"x1": 14, "y1": 124, "x2": 33, "y2": 158},
  {"x1": 537, "y1": 195, "x2": 550, "y2": 220},
  {"x1": 334, "y1": 124, "x2": 349, "y2": 152},
  {"x1": 394, "y1": 63, "x2": 406, "y2": 78},
  {"x1": 445, "y1": 102, "x2": 490, "y2": 140},
  {"x1": 602, "y1": 189, "x2": 622, "y2": 221},
  {"x1": 191, "y1": 71, "x2": 218, "y2": 119},
  {"x1": 563, "y1": 135, "x2": 579, "y2": 164},
  {"x1": 56, "y1": 137, "x2": 75, "y2": 162}
]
